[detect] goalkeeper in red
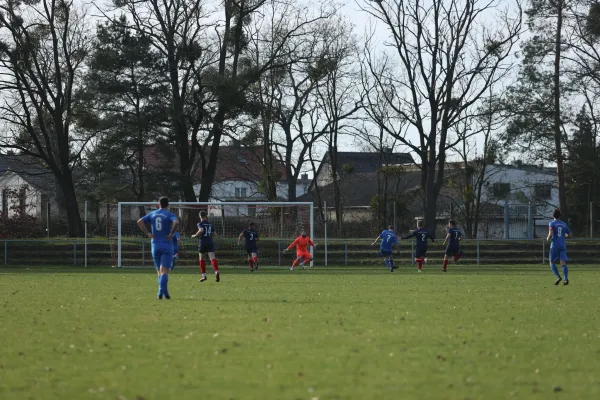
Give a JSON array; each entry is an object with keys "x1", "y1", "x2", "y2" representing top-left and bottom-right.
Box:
[{"x1": 284, "y1": 231, "x2": 316, "y2": 271}]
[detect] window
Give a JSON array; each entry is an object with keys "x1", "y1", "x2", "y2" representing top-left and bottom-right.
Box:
[
  {"x1": 248, "y1": 205, "x2": 256, "y2": 217},
  {"x1": 534, "y1": 184, "x2": 552, "y2": 200},
  {"x1": 235, "y1": 187, "x2": 247, "y2": 198},
  {"x1": 491, "y1": 182, "x2": 511, "y2": 199}
]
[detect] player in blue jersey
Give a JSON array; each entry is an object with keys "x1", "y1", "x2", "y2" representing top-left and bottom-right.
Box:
[
  {"x1": 547, "y1": 208, "x2": 571, "y2": 285},
  {"x1": 442, "y1": 220, "x2": 463, "y2": 272},
  {"x1": 136, "y1": 196, "x2": 179, "y2": 300},
  {"x1": 372, "y1": 225, "x2": 399, "y2": 272},
  {"x1": 238, "y1": 222, "x2": 260, "y2": 272},
  {"x1": 192, "y1": 210, "x2": 220, "y2": 282},
  {"x1": 402, "y1": 220, "x2": 435, "y2": 272},
  {"x1": 172, "y1": 231, "x2": 181, "y2": 268}
]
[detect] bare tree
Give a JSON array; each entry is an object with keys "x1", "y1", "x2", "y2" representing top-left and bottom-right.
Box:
[
  {"x1": 0, "y1": 0, "x2": 91, "y2": 236},
  {"x1": 447, "y1": 91, "x2": 505, "y2": 238},
  {"x1": 314, "y1": 17, "x2": 364, "y2": 233},
  {"x1": 360, "y1": 0, "x2": 522, "y2": 228}
]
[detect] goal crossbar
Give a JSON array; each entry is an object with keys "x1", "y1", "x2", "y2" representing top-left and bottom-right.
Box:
[{"x1": 117, "y1": 201, "x2": 314, "y2": 268}]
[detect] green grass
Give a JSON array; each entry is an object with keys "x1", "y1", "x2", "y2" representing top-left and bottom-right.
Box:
[{"x1": 1, "y1": 265, "x2": 600, "y2": 400}]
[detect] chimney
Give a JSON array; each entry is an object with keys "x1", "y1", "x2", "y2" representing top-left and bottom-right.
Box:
[
  {"x1": 512, "y1": 160, "x2": 523, "y2": 168},
  {"x1": 301, "y1": 173, "x2": 309, "y2": 180},
  {"x1": 538, "y1": 162, "x2": 544, "y2": 170},
  {"x1": 384, "y1": 147, "x2": 392, "y2": 154}
]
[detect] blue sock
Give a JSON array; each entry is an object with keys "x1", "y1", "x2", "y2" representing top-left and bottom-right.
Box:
[
  {"x1": 562, "y1": 265, "x2": 568, "y2": 281},
  {"x1": 550, "y1": 264, "x2": 561, "y2": 279},
  {"x1": 159, "y1": 274, "x2": 169, "y2": 294},
  {"x1": 157, "y1": 275, "x2": 163, "y2": 296},
  {"x1": 384, "y1": 259, "x2": 390, "y2": 269}
]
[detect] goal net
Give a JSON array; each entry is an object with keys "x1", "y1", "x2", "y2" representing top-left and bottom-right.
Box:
[{"x1": 115, "y1": 202, "x2": 314, "y2": 268}]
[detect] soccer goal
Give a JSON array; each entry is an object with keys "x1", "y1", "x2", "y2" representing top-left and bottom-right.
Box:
[{"x1": 116, "y1": 202, "x2": 314, "y2": 269}]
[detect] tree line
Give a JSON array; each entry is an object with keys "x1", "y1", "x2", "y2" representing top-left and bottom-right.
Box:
[{"x1": 1, "y1": 0, "x2": 600, "y2": 237}]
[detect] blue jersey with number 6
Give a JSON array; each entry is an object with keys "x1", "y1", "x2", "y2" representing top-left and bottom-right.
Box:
[
  {"x1": 549, "y1": 219, "x2": 570, "y2": 250},
  {"x1": 379, "y1": 230, "x2": 398, "y2": 253},
  {"x1": 142, "y1": 209, "x2": 177, "y2": 251}
]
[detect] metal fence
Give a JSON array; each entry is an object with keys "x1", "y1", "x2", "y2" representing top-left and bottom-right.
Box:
[
  {"x1": 2, "y1": 200, "x2": 599, "y2": 268},
  {"x1": 1, "y1": 237, "x2": 599, "y2": 267}
]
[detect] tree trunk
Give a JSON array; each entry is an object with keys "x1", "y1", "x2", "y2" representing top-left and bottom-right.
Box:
[
  {"x1": 261, "y1": 129, "x2": 278, "y2": 200},
  {"x1": 287, "y1": 173, "x2": 298, "y2": 202},
  {"x1": 57, "y1": 171, "x2": 83, "y2": 237},
  {"x1": 554, "y1": 3, "x2": 568, "y2": 219},
  {"x1": 424, "y1": 150, "x2": 438, "y2": 230},
  {"x1": 198, "y1": 108, "x2": 227, "y2": 202}
]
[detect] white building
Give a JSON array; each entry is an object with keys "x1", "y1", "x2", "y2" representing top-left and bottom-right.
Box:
[
  {"x1": 477, "y1": 162, "x2": 558, "y2": 238},
  {"x1": 0, "y1": 156, "x2": 58, "y2": 219}
]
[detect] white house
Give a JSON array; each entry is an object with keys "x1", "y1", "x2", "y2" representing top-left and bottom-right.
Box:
[
  {"x1": 476, "y1": 162, "x2": 558, "y2": 238},
  {"x1": 0, "y1": 156, "x2": 58, "y2": 219}
]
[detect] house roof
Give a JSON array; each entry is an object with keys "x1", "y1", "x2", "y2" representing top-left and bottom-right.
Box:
[
  {"x1": 298, "y1": 170, "x2": 423, "y2": 207},
  {"x1": 0, "y1": 154, "x2": 55, "y2": 192},
  {"x1": 143, "y1": 143, "x2": 287, "y2": 183},
  {"x1": 317, "y1": 151, "x2": 414, "y2": 175}
]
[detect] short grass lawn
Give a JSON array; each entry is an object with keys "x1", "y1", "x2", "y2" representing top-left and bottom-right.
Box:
[{"x1": 1, "y1": 264, "x2": 599, "y2": 399}]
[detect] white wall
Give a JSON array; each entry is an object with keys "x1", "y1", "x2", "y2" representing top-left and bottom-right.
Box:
[
  {"x1": 481, "y1": 165, "x2": 558, "y2": 224},
  {"x1": 0, "y1": 172, "x2": 58, "y2": 218}
]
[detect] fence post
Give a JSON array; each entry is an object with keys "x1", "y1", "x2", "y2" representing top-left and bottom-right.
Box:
[
  {"x1": 142, "y1": 241, "x2": 145, "y2": 266},
  {"x1": 345, "y1": 241, "x2": 348, "y2": 266},
  {"x1": 84, "y1": 200, "x2": 88, "y2": 268},
  {"x1": 278, "y1": 241, "x2": 281, "y2": 266},
  {"x1": 46, "y1": 202, "x2": 50, "y2": 238},
  {"x1": 542, "y1": 239, "x2": 545, "y2": 264},
  {"x1": 324, "y1": 201, "x2": 328, "y2": 267},
  {"x1": 527, "y1": 202, "x2": 534, "y2": 239},
  {"x1": 504, "y1": 200, "x2": 510, "y2": 239},
  {"x1": 477, "y1": 239, "x2": 480, "y2": 265},
  {"x1": 411, "y1": 241, "x2": 414, "y2": 265},
  {"x1": 590, "y1": 202, "x2": 594, "y2": 238},
  {"x1": 4, "y1": 241, "x2": 7, "y2": 265},
  {"x1": 73, "y1": 240, "x2": 77, "y2": 265},
  {"x1": 393, "y1": 201, "x2": 397, "y2": 230}
]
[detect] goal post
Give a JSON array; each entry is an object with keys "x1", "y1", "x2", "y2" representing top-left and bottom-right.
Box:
[{"x1": 116, "y1": 201, "x2": 314, "y2": 268}]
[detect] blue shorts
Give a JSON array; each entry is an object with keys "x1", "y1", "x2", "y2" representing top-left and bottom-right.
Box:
[
  {"x1": 445, "y1": 245, "x2": 460, "y2": 257},
  {"x1": 198, "y1": 242, "x2": 215, "y2": 253},
  {"x1": 152, "y1": 247, "x2": 174, "y2": 270},
  {"x1": 380, "y1": 250, "x2": 393, "y2": 257},
  {"x1": 415, "y1": 246, "x2": 428, "y2": 258},
  {"x1": 550, "y1": 247, "x2": 568, "y2": 262},
  {"x1": 246, "y1": 247, "x2": 257, "y2": 255}
]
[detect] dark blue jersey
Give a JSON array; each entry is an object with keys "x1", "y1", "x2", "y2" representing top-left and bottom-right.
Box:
[
  {"x1": 447, "y1": 227, "x2": 462, "y2": 247},
  {"x1": 243, "y1": 228, "x2": 259, "y2": 247},
  {"x1": 403, "y1": 228, "x2": 434, "y2": 247},
  {"x1": 197, "y1": 221, "x2": 214, "y2": 245},
  {"x1": 172, "y1": 231, "x2": 180, "y2": 252}
]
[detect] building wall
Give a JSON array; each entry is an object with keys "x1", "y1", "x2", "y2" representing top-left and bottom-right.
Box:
[
  {"x1": 0, "y1": 172, "x2": 59, "y2": 219},
  {"x1": 481, "y1": 166, "x2": 558, "y2": 222},
  {"x1": 194, "y1": 180, "x2": 310, "y2": 202}
]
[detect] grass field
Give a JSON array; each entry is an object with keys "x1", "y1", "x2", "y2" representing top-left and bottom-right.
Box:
[{"x1": 1, "y1": 264, "x2": 599, "y2": 400}]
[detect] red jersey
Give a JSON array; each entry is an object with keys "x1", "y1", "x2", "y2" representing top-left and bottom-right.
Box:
[{"x1": 287, "y1": 236, "x2": 314, "y2": 255}]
